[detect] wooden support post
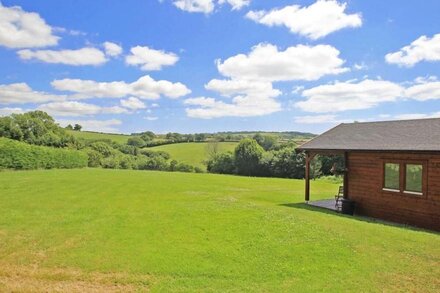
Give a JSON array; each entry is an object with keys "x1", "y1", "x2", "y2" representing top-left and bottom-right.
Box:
[
  {"x1": 305, "y1": 152, "x2": 315, "y2": 203},
  {"x1": 343, "y1": 151, "x2": 349, "y2": 199}
]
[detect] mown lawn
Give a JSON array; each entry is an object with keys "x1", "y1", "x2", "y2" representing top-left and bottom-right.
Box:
[
  {"x1": 150, "y1": 142, "x2": 238, "y2": 169},
  {"x1": 0, "y1": 169, "x2": 438, "y2": 292}
]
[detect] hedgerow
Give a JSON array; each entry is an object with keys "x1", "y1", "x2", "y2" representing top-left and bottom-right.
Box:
[{"x1": 0, "y1": 138, "x2": 88, "y2": 170}]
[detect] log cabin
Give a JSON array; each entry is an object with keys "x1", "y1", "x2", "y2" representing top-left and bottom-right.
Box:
[{"x1": 297, "y1": 118, "x2": 440, "y2": 231}]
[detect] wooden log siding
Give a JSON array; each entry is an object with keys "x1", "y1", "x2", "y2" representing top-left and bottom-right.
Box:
[{"x1": 347, "y1": 151, "x2": 440, "y2": 231}]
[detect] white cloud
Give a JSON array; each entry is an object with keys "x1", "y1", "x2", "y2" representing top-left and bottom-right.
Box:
[
  {"x1": 103, "y1": 42, "x2": 122, "y2": 57},
  {"x1": 173, "y1": 0, "x2": 215, "y2": 14},
  {"x1": 246, "y1": 0, "x2": 362, "y2": 40},
  {"x1": 0, "y1": 107, "x2": 25, "y2": 116},
  {"x1": 144, "y1": 116, "x2": 159, "y2": 121},
  {"x1": 385, "y1": 33, "x2": 440, "y2": 67},
  {"x1": 0, "y1": 83, "x2": 66, "y2": 104},
  {"x1": 0, "y1": 3, "x2": 59, "y2": 48},
  {"x1": 51, "y1": 75, "x2": 191, "y2": 100},
  {"x1": 394, "y1": 112, "x2": 440, "y2": 120},
  {"x1": 37, "y1": 101, "x2": 129, "y2": 117},
  {"x1": 295, "y1": 79, "x2": 405, "y2": 113},
  {"x1": 405, "y1": 81, "x2": 440, "y2": 101},
  {"x1": 120, "y1": 97, "x2": 146, "y2": 110},
  {"x1": 57, "y1": 119, "x2": 122, "y2": 133},
  {"x1": 125, "y1": 46, "x2": 179, "y2": 71},
  {"x1": 205, "y1": 79, "x2": 281, "y2": 97},
  {"x1": 172, "y1": 0, "x2": 250, "y2": 13},
  {"x1": 185, "y1": 93, "x2": 281, "y2": 119},
  {"x1": 294, "y1": 114, "x2": 342, "y2": 124},
  {"x1": 17, "y1": 47, "x2": 108, "y2": 66},
  {"x1": 217, "y1": 43, "x2": 348, "y2": 82},
  {"x1": 219, "y1": 0, "x2": 250, "y2": 10}
]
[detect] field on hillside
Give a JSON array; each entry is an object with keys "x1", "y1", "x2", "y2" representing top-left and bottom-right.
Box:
[
  {"x1": 151, "y1": 142, "x2": 238, "y2": 169},
  {"x1": 67, "y1": 130, "x2": 132, "y2": 144},
  {"x1": 0, "y1": 169, "x2": 438, "y2": 292}
]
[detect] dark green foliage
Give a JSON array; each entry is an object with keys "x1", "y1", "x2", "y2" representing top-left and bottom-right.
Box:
[
  {"x1": 319, "y1": 155, "x2": 345, "y2": 176},
  {"x1": 207, "y1": 152, "x2": 235, "y2": 174},
  {"x1": 266, "y1": 148, "x2": 305, "y2": 178},
  {"x1": 85, "y1": 149, "x2": 103, "y2": 167},
  {"x1": 118, "y1": 144, "x2": 138, "y2": 156},
  {"x1": 127, "y1": 136, "x2": 145, "y2": 147},
  {"x1": 0, "y1": 138, "x2": 87, "y2": 170},
  {"x1": 253, "y1": 134, "x2": 277, "y2": 151},
  {"x1": 138, "y1": 149, "x2": 170, "y2": 160},
  {"x1": 136, "y1": 156, "x2": 168, "y2": 171},
  {"x1": 65, "y1": 124, "x2": 74, "y2": 130},
  {"x1": 90, "y1": 141, "x2": 114, "y2": 157},
  {"x1": 73, "y1": 124, "x2": 82, "y2": 131},
  {"x1": 0, "y1": 111, "x2": 75, "y2": 147},
  {"x1": 234, "y1": 138, "x2": 264, "y2": 176}
]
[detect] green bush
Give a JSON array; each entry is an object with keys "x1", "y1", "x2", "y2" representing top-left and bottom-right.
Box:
[
  {"x1": 234, "y1": 138, "x2": 264, "y2": 176},
  {"x1": 0, "y1": 137, "x2": 88, "y2": 170},
  {"x1": 206, "y1": 152, "x2": 235, "y2": 174}
]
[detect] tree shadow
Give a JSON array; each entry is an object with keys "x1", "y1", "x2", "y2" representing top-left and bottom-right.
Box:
[{"x1": 280, "y1": 202, "x2": 440, "y2": 235}]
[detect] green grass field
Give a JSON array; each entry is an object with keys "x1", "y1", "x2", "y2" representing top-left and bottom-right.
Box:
[
  {"x1": 0, "y1": 169, "x2": 438, "y2": 292},
  {"x1": 67, "y1": 130, "x2": 132, "y2": 144},
  {"x1": 150, "y1": 142, "x2": 238, "y2": 169}
]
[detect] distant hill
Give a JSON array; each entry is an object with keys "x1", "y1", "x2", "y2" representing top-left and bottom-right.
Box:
[
  {"x1": 150, "y1": 142, "x2": 238, "y2": 169},
  {"x1": 66, "y1": 130, "x2": 132, "y2": 144}
]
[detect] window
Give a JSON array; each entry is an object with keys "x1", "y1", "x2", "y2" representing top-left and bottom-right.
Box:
[
  {"x1": 384, "y1": 163, "x2": 400, "y2": 190},
  {"x1": 405, "y1": 164, "x2": 423, "y2": 194},
  {"x1": 382, "y1": 161, "x2": 426, "y2": 196}
]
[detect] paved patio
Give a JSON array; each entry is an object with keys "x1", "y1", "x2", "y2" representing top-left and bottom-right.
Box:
[{"x1": 308, "y1": 199, "x2": 340, "y2": 212}]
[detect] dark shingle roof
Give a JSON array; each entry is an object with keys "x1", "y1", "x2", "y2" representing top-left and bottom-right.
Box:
[{"x1": 297, "y1": 118, "x2": 440, "y2": 152}]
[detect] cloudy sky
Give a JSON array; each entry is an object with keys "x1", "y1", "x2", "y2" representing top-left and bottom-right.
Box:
[{"x1": 0, "y1": 0, "x2": 439, "y2": 134}]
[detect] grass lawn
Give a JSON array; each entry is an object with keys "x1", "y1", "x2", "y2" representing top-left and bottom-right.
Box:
[
  {"x1": 150, "y1": 142, "x2": 238, "y2": 169},
  {"x1": 0, "y1": 169, "x2": 438, "y2": 292},
  {"x1": 67, "y1": 130, "x2": 132, "y2": 144}
]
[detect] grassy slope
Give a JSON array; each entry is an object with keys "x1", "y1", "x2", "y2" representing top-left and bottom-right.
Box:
[
  {"x1": 150, "y1": 142, "x2": 238, "y2": 169},
  {"x1": 67, "y1": 130, "x2": 131, "y2": 144},
  {"x1": 0, "y1": 169, "x2": 438, "y2": 292}
]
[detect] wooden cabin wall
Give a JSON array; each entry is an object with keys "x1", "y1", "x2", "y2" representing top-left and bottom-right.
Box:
[{"x1": 347, "y1": 152, "x2": 440, "y2": 231}]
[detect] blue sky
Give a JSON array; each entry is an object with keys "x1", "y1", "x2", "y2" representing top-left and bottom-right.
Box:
[{"x1": 0, "y1": 0, "x2": 439, "y2": 134}]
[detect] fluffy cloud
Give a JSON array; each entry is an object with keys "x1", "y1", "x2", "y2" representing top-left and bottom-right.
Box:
[
  {"x1": 295, "y1": 79, "x2": 405, "y2": 113},
  {"x1": 37, "y1": 101, "x2": 129, "y2": 117},
  {"x1": 185, "y1": 95, "x2": 281, "y2": 119},
  {"x1": 120, "y1": 97, "x2": 146, "y2": 110},
  {"x1": 293, "y1": 114, "x2": 342, "y2": 124},
  {"x1": 172, "y1": 0, "x2": 248, "y2": 13},
  {"x1": 246, "y1": 0, "x2": 362, "y2": 40},
  {"x1": 17, "y1": 47, "x2": 108, "y2": 66},
  {"x1": 405, "y1": 81, "x2": 440, "y2": 101},
  {"x1": 173, "y1": 0, "x2": 215, "y2": 14},
  {"x1": 144, "y1": 116, "x2": 159, "y2": 121},
  {"x1": 0, "y1": 107, "x2": 25, "y2": 116},
  {"x1": 217, "y1": 43, "x2": 348, "y2": 82},
  {"x1": 125, "y1": 46, "x2": 178, "y2": 71},
  {"x1": 385, "y1": 33, "x2": 440, "y2": 67},
  {"x1": 51, "y1": 75, "x2": 191, "y2": 100},
  {"x1": 103, "y1": 42, "x2": 123, "y2": 57},
  {"x1": 57, "y1": 119, "x2": 122, "y2": 133},
  {"x1": 185, "y1": 43, "x2": 348, "y2": 119},
  {"x1": 394, "y1": 112, "x2": 440, "y2": 120},
  {"x1": 0, "y1": 83, "x2": 65, "y2": 104},
  {"x1": 0, "y1": 3, "x2": 59, "y2": 48},
  {"x1": 219, "y1": 0, "x2": 250, "y2": 10}
]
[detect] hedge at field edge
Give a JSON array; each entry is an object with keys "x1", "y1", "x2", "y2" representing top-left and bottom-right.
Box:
[{"x1": 0, "y1": 137, "x2": 88, "y2": 170}]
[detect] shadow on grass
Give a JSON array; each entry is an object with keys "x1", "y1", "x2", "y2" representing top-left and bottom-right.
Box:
[{"x1": 280, "y1": 202, "x2": 440, "y2": 235}]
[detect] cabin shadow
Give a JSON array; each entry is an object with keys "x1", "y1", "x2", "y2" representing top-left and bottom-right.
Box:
[{"x1": 280, "y1": 202, "x2": 440, "y2": 235}]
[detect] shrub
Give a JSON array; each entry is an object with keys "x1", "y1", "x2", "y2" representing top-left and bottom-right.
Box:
[
  {"x1": 127, "y1": 137, "x2": 145, "y2": 147},
  {"x1": 90, "y1": 141, "x2": 114, "y2": 157},
  {"x1": 85, "y1": 149, "x2": 103, "y2": 167},
  {"x1": 136, "y1": 156, "x2": 169, "y2": 171},
  {"x1": 0, "y1": 137, "x2": 87, "y2": 170},
  {"x1": 206, "y1": 152, "x2": 235, "y2": 174},
  {"x1": 234, "y1": 138, "x2": 264, "y2": 176}
]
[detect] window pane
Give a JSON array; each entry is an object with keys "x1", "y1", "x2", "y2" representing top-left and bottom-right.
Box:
[
  {"x1": 384, "y1": 163, "x2": 400, "y2": 190},
  {"x1": 406, "y1": 164, "x2": 423, "y2": 193}
]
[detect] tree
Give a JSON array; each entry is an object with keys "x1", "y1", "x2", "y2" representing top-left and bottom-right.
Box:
[
  {"x1": 194, "y1": 133, "x2": 206, "y2": 142},
  {"x1": 74, "y1": 124, "x2": 82, "y2": 131},
  {"x1": 234, "y1": 138, "x2": 264, "y2": 176},
  {"x1": 127, "y1": 137, "x2": 145, "y2": 147},
  {"x1": 65, "y1": 124, "x2": 74, "y2": 130},
  {"x1": 207, "y1": 152, "x2": 235, "y2": 174},
  {"x1": 253, "y1": 134, "x2": 277, "y2": 151}
]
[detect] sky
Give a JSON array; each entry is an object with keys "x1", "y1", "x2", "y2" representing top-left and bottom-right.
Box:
[{"x1": 0, "y1": 0, "x2": 439, "y2": 134}]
